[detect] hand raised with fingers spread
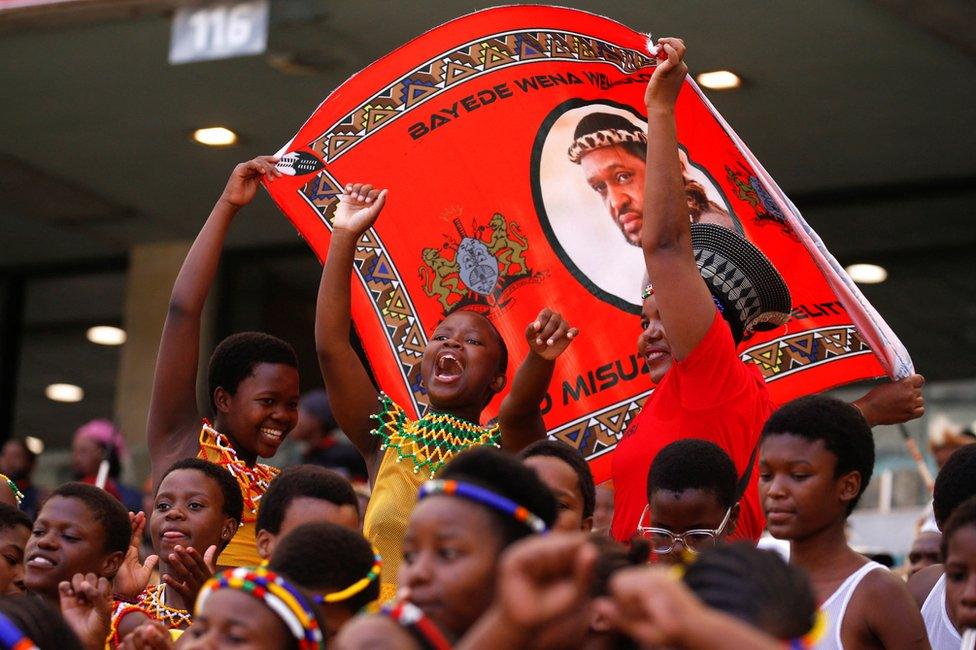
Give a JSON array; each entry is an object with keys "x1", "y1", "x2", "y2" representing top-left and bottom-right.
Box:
[
  {"x1": 59, "y1": 573, "x2": 114, "y2": 650},
  {"x1": 644, "y1": 37, "x2": 688, "y2": 110},
  {"x1": 161, "y1": 544, "x2": 217, "y2": 604},
  {"x1": 219, "y1": 156, "x2": 282, "y2": 208},
  {"x1": 333, "y1": 183, "x2": 388, "y2": 237},
  {"x1": 114, "y1": 511, "x2": 159, "y2": 601},
  {"x1": 526, "y1": 309, "x2": 579, "y2": 361}
]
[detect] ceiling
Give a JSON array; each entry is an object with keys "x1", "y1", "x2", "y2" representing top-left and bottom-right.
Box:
[{"x1": 0, "y1": 0, "x2": 974, "y2": 439}]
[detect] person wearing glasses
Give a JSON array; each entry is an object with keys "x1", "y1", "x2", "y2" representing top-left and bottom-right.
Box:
[{"x1": 637, "y1": 439, "x2": 738, "y2": 565}]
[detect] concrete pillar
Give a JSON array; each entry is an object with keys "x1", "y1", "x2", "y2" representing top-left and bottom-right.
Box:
[{"x1": 114, "y1": 241, "x2": 216, "y2": 485}]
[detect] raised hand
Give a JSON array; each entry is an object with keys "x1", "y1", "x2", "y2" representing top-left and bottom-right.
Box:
[
  {"x1": 333, "y1": 183, "x2": 388, "y2": 237},
  {"x1": 59, "y1": 573, "x2": 113, "y2": 650},
  {"x1": 526, "y1": 309, "x2": 579, "y2": 361},
  {"x1": 219, "y1": 156, "x2": 281, "y2": 208},
  {"x1": 113, "y1": 511, "x2": 159, "y2": 601},
  {"x1": 853, "y1": 374, "x2": 925, "y2": 426},
  {"x1": 644, "y1": 37, "x2": 688, "y2": 110},
  {"x1": 161, "y1": 544, "x2": 217, "y2": 604}
]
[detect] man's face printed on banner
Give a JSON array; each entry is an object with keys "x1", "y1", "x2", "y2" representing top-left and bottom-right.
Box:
[{"x1": 579, "y1": 140, "x2": 734, "y2": 248}]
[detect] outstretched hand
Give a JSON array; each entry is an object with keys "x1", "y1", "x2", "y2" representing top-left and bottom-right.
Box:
[
  {"x1": 219, "y1": 156, "x2": 282, "y2": 209},
  {"x1": 854, "y1": 373, "x2": 925, "y2": 426},
  {"x1": 59, "y1": 573, "x2": 114, "y2": 650},
  {"x1": 113, "y1": 511, "x2": 159, "y2": 601},
  {"x1": 644, "y1": 37, "x2": 687, "y2": 110},
  {"x1": 526, "y1": 309, "x2": 579, "y2": 361},
  {"x1": 161, "y1": 544, "x2": 218, "y2": 604},
  {"x1": 333, "y1": 183, "x2": 388, "y2": 237}
]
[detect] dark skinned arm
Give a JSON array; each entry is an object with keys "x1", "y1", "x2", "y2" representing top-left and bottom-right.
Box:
[
  {"x1": 146, "y1": 156, "x2": 281, "y2": 486},
  {"x1": 498, "y1": 309, "x2": 578, "y2": 452},
  {"x1": 641, "y1": 38, "x2": 716, "y2": 362},
  {"x1": 315, "y1": 184, "x2": 387, "y2": 480},
  {"x1": 852, "y1": 374, "x2": 926, "y2": 426}
]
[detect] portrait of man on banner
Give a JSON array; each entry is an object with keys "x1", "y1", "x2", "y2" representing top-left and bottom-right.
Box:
[{"x1": 533, "y1": 101, "x2": 738, "y2": 311}]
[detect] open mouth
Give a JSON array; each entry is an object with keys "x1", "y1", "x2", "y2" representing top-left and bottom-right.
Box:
[
  {"x1": 260, "y1": 427, "x2": 284, "y2": 443},
  {"x1": 645, "y1": 349, "x2": 668, "y2": 364},
  {"x1": 26, "y1": 554, "x2": 56, "y2": 569},
  {"x1": 434, "y1": 352, "x2": 464, "y2": 383}
]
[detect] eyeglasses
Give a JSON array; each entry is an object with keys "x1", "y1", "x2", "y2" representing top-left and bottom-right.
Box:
[{"x1": 635, "y1": 505, "x2": 732, "y2": 555}]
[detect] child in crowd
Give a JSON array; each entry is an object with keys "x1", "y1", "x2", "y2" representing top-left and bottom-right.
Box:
[
  {"x1": 255, "y1": 465, "x2": 360, "y2": 560},
  {"x1": 147, "y1": 156, "x2": 299, "y2": 567},
  {"x1": 682, "y1": 543, "x2": 818, "y2": 643},
  {"x1": 939, "y1": 496, "x2": 976, "y2": 642},
  {"x1": 910, "y1": 444, "x2": 976, "y2": 648},
  {"x1": 316, "y1": 182, "x2": 576, "y2": 598},
  {"x1": 269, "y1": 522, "x2": 380, "y2": 642},
  {"x1": 112, "y1": 458, "x2": 244, "y2": 644},
  {"x1": 0, "y1": 503, "x2": 31, "y2": 595},
  {"x1": 760, "y1": 394, "x2": 928, "y2": 649},
  {"x1": 336, "y1": 446, "x2": 558, "y2": 645},
  {"x1": 24, "y1": 483, "x2": 129, "y2": 610},
  {"x1": 640, "y1": 439, "x2": 739, "y2": 565},
  {"x1": 519, "y1": 439, "x2": 595, "y2": 532}
]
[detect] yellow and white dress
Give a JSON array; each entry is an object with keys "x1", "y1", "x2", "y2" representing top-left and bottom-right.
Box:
[{"x1": 362, "y1": 394, "x2": 499, "y2": 602}]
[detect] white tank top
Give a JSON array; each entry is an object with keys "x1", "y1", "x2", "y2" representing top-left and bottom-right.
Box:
[
  {"x1": 813, "y1": 561, "x2": 885, "y2": 650},
  {"x1": 921, "y1": 574, "x2": 961, "y2": 649}
]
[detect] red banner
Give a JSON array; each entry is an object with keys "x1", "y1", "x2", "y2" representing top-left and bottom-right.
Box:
[{"x1": 265, "y1": 6, "x2": 912, "y2": 482}]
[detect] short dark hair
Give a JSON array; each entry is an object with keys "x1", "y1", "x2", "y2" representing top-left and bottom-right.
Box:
[
  {"x1": 588, "y1": 534, "x2": 649, "y2": 598},
  {"x1": 647, "y1": 439, "x2": 737, "y2": 509},
  {"x1": 934, "y1": 445, "x2": 976, "y2": 528},
  {"x1": 683, "y1": 542, "x2": 817, "y2": 640},
  {"x1": 519, "y1": 439, "x2": 595, "y2": 519},
  {"x1": 438, "y1": 447, "x2": 557, "y2": 547},
  {"x1": 0, "y1": 595, "x2": 84, "y2": 650},
  {"x1": 941, "y1": 495, "x2": 976, "y2": 558},
  {"x1": 761, "y1": 395, "x2": 874, "y2": 514},
  {"x1": 207, "y1": 332, "x2": 298, "y2": 410},
  {"x1": 269, "y1": 522, "x2": 379, "y2": 614},
  {"x1": 257, "y1": 466, "x2": 358, "y2": 535},
  {"x1": 0, "y1": 503, "x2": 31, "y2": 534},
  {"x1": 156, "y1": 458, "x2": 244, "y2": 525},
  {"x1": 573, "y1": 112, "x2": 646, "y2": 162},
  {"x1": 48, "y1": 483, "x2": 130, "y2": 556}
]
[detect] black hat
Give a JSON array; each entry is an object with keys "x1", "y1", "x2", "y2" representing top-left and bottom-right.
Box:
[{"x1": 691, "y1": 223, "x2": 791, "y2": 343}]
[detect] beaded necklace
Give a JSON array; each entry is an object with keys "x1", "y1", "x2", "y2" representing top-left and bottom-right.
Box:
[
  {"x1": 138, "y1": 583, "x2": 192, "y2": 630},
  {"x1": 371, "y1": 394, "x2": 499, "y2": 477},
  {"x1": 197, "y1": 422, "x2": 279, "y2": 523}
]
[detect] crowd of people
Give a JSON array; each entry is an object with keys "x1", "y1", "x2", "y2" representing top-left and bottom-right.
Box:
[{"x1": 0, "y1": 38, "x2": 964, "y2": 650}]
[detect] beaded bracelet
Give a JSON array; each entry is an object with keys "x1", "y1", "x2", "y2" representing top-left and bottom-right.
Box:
[
  {"x1": 380, "y1": 601, "x2": 452, "y2": 650},
  {"x1": 418, "y1": 479, "x2": 547, "y2": 534},
  {"x1": 320, "y1": 549, "x2": 382, "y2": 604}
]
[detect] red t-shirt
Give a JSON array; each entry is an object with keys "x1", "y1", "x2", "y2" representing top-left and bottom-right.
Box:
[{"x1": 610, "y1": 311, "x2": 773, "y2": 543}]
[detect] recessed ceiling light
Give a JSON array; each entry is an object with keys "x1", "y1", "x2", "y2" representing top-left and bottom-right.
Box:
[
  {"x1": 86, "y1": 325, "x2": 127, "y2": 346},
  {"x1": 845, "y1": 263, "x2": 888, "y2": 284},
  {"x1": 45, "y1": 383, "x2": 84, "y2": 403},
  {"x1": 24, "y1": 436, "x2": 44, "y2": 455},
  {"x1": 696, "y1": 70, "x2": 742, "y2": 90},
  {"x1": 192, "y1": 127, "x2": 238, "y2": 146}
]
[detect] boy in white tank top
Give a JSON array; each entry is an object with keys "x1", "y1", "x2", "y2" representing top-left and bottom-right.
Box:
[{"x1": 759, "y1": 395, "x2": 928, "y2": 649}]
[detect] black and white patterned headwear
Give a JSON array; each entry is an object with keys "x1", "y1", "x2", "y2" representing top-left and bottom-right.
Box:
[
  {"x1": 690, "y1": 223, "x2": 791, "y2": 343},
  {"x1": 568, "y1": 112, "x2": 646, "y2": 163}
]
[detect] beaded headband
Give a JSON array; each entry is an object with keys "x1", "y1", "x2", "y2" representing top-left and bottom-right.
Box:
[
  {"x1": 320, "y1": 548, "x2": 382, "y2": 604},
  {"x1": 197, "y1": 567, "x2": 323, "y2": 649},
  {"x1": 0, "y1": 473, "x2": 24, "y2": 507},
  {"x1": 788, "y1": 609, "x2": 827, "y2": 649},
  {"x1": 0, "y1": 611, "x2": 38, "y2": 650},
  {"x1": 379, "y1": 601, "x2": 452, "y2": 650},
  {"x1": 418, "y1": 479, "x2": 548, "y2": 534},
  {"x1": 568, "y1": 127, "x2": 647, "y2": 163}
]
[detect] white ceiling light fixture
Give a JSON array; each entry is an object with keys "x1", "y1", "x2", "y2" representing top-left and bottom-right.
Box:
[
  {"x1": 192, "y1": 126, "x2": 238, "y2": 146},
  {"x1": 86, "y1": 325, "x2": 127, "y2": 346},
  {"x1": 696, "y1": 70, "x2": 742, "y2": 90},
  {"x1": 845, "y1": 263, "x2": 888, "y2": 284},
  {"x1": 24, "y1": 436, "x2": 44, "y2": 455},
  {"x1": 45, "y1": 383, "x2": 84, "y2": 403}
]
